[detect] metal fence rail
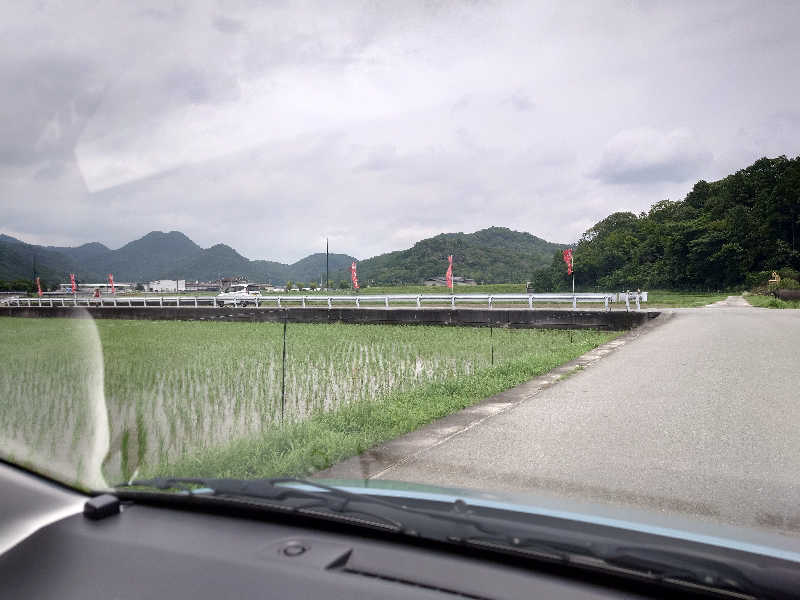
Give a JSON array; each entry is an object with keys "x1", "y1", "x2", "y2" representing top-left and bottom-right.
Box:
[{"x1": 1, "y1": 292, "x2": 646, "y2": 311}]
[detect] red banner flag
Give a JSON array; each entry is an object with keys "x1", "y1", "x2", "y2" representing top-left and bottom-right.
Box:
[
  {"x1": 36, "y1": 276, "x2": 43, "y2": 297},
  {"x1": 108, "y1": 273, "x2": 115, "y2": 294},
  {"x1": 562, "y1": 249, "x2": 573, "y2": 275},
  {"x1": 70, "y1": 273, "x2": 76, "y2": 293},
  {"x1": 446, "y1": 255, "x2": 453, "y2": 290},
  {"x1": 350, "y1": 262, "x2": 359, "y2": 290}
]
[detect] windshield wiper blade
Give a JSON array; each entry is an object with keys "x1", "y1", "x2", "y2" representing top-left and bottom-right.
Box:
[
  {"x1": 116, "y1": 477, "x2": 587, "y2": 560},
  {"x1": 595, "y1": 546, "x2": 800, "y2": 599},
  {"x1": 116, "y1": 476, "x2": 412, "y2": 532}
]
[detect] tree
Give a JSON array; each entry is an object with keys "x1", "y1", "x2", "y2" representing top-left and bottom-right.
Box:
[
  {"x1": 565, "y1": 156, "x2": 800, "y2": 290},
  {"x1": 285, "y1": 280, "x2": 294, "y2": 291}
]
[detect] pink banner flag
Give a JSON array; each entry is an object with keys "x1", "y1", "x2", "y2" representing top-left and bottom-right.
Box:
[
  {"x1": 562, "y1": 249, "x2": 573, "y2": 275},
  {"x1": 70, "y1": 273, "x2": 76, "y2": 293},
  {"x1": 36, "y1": 276, "x2": 43, "y2": 297},
  {"x1": 350, "y1": 262, "x2": 359, "y2": 290},
  {"x1": 108, "y1": 273, "x2": 115, "y2": 294},
  {"x1": 446, "y1": 255, "x2": 453, "y2": 290}
]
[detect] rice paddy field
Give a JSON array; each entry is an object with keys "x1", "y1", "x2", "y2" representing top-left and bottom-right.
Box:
[{"x1": 0, "y1": 316, "x2": 619, "y2": 487}]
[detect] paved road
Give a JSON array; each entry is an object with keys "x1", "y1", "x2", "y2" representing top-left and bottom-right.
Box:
[{"x1": 378, "y1": 299, "x2": 800, "y2": 532}]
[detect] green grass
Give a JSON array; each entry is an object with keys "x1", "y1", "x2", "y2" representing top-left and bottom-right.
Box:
[
  {"x1": 745, "y1": 294, "x2": 800, "y2": 309},
  {"x1": 151, "y1": 330, "x2": 616, "y2": 480},
  {"x1": 643, "y1": 290, "x2": 730, "y2": 308},
  {"x1": 0, "y1": 317, "x2": 618, "y2": 485}
]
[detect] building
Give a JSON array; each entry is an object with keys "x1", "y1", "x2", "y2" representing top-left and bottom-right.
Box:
[
  {"x1": 185, "y1": 281, "x2": 221, "y2": 292},
  {"x1": 423, "y1": 276, "x2": 477, "y2": 286},
  {"x1": 58, "y1": 283, "x2": 133, "y2": 294},
  {"x1": 147, "y1": 279, "x2": 186, "y2": 292}
]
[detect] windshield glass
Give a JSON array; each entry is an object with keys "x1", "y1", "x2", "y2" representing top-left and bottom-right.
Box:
[{"x1": 2, "y1": 0, "x2": 800, "y2": 551}]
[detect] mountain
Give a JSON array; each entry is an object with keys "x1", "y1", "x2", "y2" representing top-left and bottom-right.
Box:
[
  {"x1": 50, "y1": 242, "x2": 110, "y2": 263},
  {"x1": 96, "y1": 231, "x2": 203, "y2": 281},
  {"x1": 530, "y1": 155, "x2": 800, "y2": 291},
  {"x1": 0, "y1": 231, "x2": 359, "y2": 287},
  {"x1": 0, "y1": 238, "x2": 82, "y2": 283},
  {"x1": 0, "y1": 226, "x2": 566, "y2": 287},
  {"x1": 171, "y1": 244, "x2": 285, "y2": 282},
  {"x1": 333, "y1": 227, "x2": 566, "y2": 285},
  {"x1": 287, "y1": 253, "x2": 356, "y2": 284}
]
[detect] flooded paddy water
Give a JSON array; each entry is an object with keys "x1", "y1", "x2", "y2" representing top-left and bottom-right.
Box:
[{"x1": 0, "y1": 316, "x2": 617, "y2": 484}]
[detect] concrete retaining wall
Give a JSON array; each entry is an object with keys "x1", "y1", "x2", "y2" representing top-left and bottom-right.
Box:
[
  {"x1": 776, "y1": 289, "x2": 800, "y2": 301},
  {"x1": 3, "y1": 306, "x2": 658, "y2": 330}
]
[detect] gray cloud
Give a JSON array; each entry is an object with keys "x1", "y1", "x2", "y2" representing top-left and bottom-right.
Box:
[
  {"x1": 591, "y1": 128, "x2": 713, "y2": 184},
  {"x1": 212, "y1": 15, "x2": 244, "y2": 34},
  {"x1": 1, "y1": 1, "x2": 800, "y2": 262}
]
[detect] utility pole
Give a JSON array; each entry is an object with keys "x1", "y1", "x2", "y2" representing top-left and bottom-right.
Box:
[{"x1": 325, "y1": 238, "x2": 329, "y2": 291}]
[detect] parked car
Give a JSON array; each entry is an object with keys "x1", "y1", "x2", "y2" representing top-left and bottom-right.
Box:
[{"x1": 216, "y1": 283, "x2": 260, "y2": 306}]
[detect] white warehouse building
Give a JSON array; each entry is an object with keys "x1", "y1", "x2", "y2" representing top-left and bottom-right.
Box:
[{"x1": 147, "y1": 279, "x2": 186, "y2": 292}]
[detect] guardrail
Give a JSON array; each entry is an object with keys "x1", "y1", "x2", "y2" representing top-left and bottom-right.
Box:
[{"x1": 1, "y1": 292, "x2": 647, "y2": 311}]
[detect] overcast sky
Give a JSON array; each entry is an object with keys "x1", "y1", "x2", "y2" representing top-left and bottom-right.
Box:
[{"x1": 2, "y1": 1, "x2": 799, "y2": 263}]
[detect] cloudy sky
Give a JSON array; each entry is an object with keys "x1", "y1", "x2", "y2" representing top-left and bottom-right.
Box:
[{"x1": 2, "y1": 1, "x2": 799, "y2": 263}]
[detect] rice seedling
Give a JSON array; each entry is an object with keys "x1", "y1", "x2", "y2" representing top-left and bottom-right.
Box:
[{"x1": 0, "y1": 317, "x2": 618, "y2": 484}]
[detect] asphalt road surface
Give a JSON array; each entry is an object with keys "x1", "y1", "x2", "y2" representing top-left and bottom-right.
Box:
[{"x1": 378, "y1": 298, "x2": 800, "y2": 532}]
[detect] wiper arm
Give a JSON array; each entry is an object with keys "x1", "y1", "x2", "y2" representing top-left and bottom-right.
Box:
[
  {"x1": 117, "y1": 477, "x2": 579, "y2": 558},
  {"x1": 117, "y1": 476, "x2": 410, "y2": 532},
  {"x1": 596, "y1": 546, "x2": 800, "y2": 599}
]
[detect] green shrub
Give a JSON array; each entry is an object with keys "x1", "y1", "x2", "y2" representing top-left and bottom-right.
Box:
[
  {"x1": 778, "y1": 267, "x2": 800, "y2": 282},
  {"x1": 779, "y1": 277, "x2": 800, "y2": 290},
  {"x1": 745, "y1": 271, "x2": 772, "y2": 289}
]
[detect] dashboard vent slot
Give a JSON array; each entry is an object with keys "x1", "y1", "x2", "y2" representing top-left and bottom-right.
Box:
[
  {"x1": 341, "y1": 567, "x2": 490, "y2": 599},
  {"x1": 336, "y1": 548, "x2": 494, "y2": 599}
]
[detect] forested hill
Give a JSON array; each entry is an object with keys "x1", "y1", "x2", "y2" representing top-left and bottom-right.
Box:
[
  {"x1": 334, "y1": 227, "x2": 566, "y2": 285},
  {"x1": 532, "y1": 156, "x2": 800, "y2": 291},
  {"x1": 0, "y1": 231, "x2": 355, "y2": 287}
]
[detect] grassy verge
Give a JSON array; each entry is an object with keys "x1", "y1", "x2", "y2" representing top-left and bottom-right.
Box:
[
  {"x1": 644, "y1": 290, "x2": 730, "y2": 308},
  {"x1": 745, "y1": 294, "x2": 800, "y2": 309},
  {"x1": 149, "y1": 329, "x2": 619, "y2": 480}
]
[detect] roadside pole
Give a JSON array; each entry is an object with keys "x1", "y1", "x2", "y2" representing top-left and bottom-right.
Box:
[
  {"x1": 572, "y1": 255, "x2": 576, "y2": 310},
  {"x1": 280, "y1": 310, "x2": 287, "y2": 423}
]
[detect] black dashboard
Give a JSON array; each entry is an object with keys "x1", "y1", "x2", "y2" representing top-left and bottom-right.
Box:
[
  {"x1": 5, "y1": 461, "x2": 790, "y2": 599},
  {"x1": 0, "y1": 461, "x2": 665, "y2": 600}
]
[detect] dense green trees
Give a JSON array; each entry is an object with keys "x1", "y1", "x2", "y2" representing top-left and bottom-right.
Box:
[
  {"x1": 332, "y1": 227, "x2": 565, "y2": 285},
  {"x1": 0, "y1": 279, "x2": 37, "y2": 293},
  {"x1": 532, "y1": 156, "x2": 800, "y2": 291}
]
